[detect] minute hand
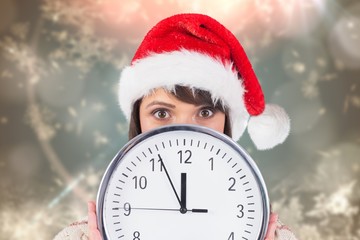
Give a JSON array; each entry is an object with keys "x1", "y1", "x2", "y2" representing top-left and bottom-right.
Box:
[{"x1": 159, "y1": 154, "x2": 182, "y2": 208}]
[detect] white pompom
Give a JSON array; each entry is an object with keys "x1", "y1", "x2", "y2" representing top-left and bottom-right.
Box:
[{"x1": 247, "y1": 104, "x2": 290, "y2": 150}]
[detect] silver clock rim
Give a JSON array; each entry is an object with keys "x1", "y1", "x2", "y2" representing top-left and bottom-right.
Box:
[{"x1": 96, "y1": 124, "x2": 270, "y2": 240}]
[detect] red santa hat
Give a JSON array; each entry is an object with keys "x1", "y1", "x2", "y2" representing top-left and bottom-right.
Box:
[{"x1": 118, "y1": 13, "x2": 290, "y2": 150}]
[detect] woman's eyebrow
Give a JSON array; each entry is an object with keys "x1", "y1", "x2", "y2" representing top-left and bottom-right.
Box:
[{"x1": 145, "y1": 101, "x2": 176, "y2": 109}]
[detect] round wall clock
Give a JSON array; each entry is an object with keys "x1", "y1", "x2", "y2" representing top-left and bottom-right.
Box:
[{"x1": 97, "y1": 124, "x2": 270, "y2": 240}]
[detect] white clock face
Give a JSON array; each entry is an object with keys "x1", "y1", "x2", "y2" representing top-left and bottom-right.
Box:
[{"x1": 97, "y1": 125, "x2": 269, "y2": 240}]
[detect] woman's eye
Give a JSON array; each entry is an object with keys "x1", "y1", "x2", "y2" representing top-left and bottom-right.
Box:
[
  {"x1": 153, "y1": 110, "x2": 170, "y2": 119},
  {"x1": 199, "y1": 108, "x2": 214, "y2": 118}
]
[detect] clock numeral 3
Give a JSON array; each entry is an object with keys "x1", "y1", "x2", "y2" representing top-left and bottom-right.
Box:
[
  {"x1": 178, "y1": 150, "x2": 192, "y2": 164},
  {"x1": 237, "y1": 204, "x2": 244, "y2": 218}
]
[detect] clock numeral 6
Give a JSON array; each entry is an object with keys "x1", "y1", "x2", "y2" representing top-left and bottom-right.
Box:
[
  {"x1": 132, "y1": 176, "x2": 147, "y2": 189},
  {"x1": 177, "y1": 150, "x2": 192, "y2": 164}
]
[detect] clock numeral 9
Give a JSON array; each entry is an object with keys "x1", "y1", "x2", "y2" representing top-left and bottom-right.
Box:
[
  {"x1": 177, "y1": 150, "x2": 192, "y2": 164},
  {"x1": 123, "y1": 202, "x2": 131, "y2": 216},
  {"x1": 150, "y1": 154, "x2": 163, "y2": 172},
  {"x1": 228, "y1": 177, "x2": 236, "y2": 191},
  {"x1": 132, "y1": 176, "x2": 147, "y2": 189}
]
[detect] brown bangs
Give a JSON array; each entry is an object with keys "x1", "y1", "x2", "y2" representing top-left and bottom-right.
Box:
[{"x1": 128, "y1": 85, "x2": 232, "y2": 140}]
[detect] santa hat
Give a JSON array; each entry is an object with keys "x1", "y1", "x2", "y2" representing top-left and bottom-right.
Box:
[{"x1": 118, "y1": 13, "x2": 290, "y2": 150}]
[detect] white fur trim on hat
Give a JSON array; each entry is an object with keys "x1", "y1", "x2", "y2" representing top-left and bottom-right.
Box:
[
  {"x1": 247, "y1": 104, "x2": 290, "y2": 150},
  {"x1": 118, "y1": 49, "x2": 249, "y2": 141}
]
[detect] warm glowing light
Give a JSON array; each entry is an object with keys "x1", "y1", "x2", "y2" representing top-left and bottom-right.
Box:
[
  {"x1": 253, "y1": 0, "x2": 326, "y2": 37},
  {"x1": 329, "y1": 13, "x2": 360, "y2": 69}
]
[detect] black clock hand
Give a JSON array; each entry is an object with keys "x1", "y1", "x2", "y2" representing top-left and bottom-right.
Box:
[
  {"x1": 122, "y1": 207, "x2": 208, "y2": 212},
  {"x1": 180, "y1": 173, "x2": 187, "y2": 213},
  {"x1": 192, "y1": 208, "x2": 208, "y2": 213},
  {"x1": 159, "y1": 154, "x2": 182, "y2": 208},
  {"x1": 158, "y1": 155, "x2": 206, "y2": 214},
  {"x1": 179, "y1": 173, "x2": 208, "y2": 213},
  {"x1": 129, "y1": 207, "x2": 179, "y2": 211}
]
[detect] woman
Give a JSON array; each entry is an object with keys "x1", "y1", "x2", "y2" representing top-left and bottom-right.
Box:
[{"x1": 55, "y1": 13, "x2": 296, "y2": 240}]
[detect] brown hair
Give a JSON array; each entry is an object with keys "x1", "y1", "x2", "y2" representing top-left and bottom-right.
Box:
[{"x1": 128, "y1": 85, "x2": 232, "y2": 140}]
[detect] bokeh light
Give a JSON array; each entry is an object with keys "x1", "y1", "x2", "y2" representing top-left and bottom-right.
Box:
[
  {"x1": 281, "y1": 40, "x2": 329, "y2": 83},
  {"x1": 272, "y1": 81, "x2": 324, "y2": 134},
  {"x1": 329, "y1": 5, "x2": 360, "y2": 69},
  {"x1": 256, "y1": 0, "x2": 325, "y2": 38}
]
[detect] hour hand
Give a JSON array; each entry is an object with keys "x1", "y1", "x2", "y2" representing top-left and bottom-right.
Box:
[
  {"x1": 180, "y1": 173, "x2": 187, "y2": 213},
  {"x1": 180, "y1": 173, "x2": 208, "y2": 213}
]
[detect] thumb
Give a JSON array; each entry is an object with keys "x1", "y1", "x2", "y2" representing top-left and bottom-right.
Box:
[{"x1": 88, "y1": 201, "x2": 102, "y2": 240}]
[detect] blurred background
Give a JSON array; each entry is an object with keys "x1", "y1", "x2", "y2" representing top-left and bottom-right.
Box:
[{"x1": 0, "y1": 0, "x2": 359, "y2": 239}]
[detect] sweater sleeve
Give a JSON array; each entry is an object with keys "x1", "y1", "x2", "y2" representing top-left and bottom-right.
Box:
[
  {"x1": 275, "y1": 218, "x2": 298, "y2": 240},
  {"x1": 53, "y1": 217, "x2": 89, "y2": 240}
]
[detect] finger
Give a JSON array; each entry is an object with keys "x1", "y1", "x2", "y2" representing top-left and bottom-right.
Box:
[
  {"x1": 265, "y1": 213, "x2": 278, "y2": 240},
  {"x1": 88, "y1": 201, "x2": 102, "y2": 240},
  {"x1": 90, "y1": 228, "x2": 102, "y2": 240},
  {"x1": 88, "y1": 201, "x2": 97, "y2": 230}
]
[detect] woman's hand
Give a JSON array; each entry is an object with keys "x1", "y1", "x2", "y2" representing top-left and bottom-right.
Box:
[
  {"x1": 88, "y1": 201, "x2": 102, "y2": 240},
  {"x1": 265, "y1": 212, "x2": 278, "y2": 240}
]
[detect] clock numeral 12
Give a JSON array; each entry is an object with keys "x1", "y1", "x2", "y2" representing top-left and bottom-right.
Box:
[{"x1": 178, "y1": 150, "x2": 192, "y2": 164}]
